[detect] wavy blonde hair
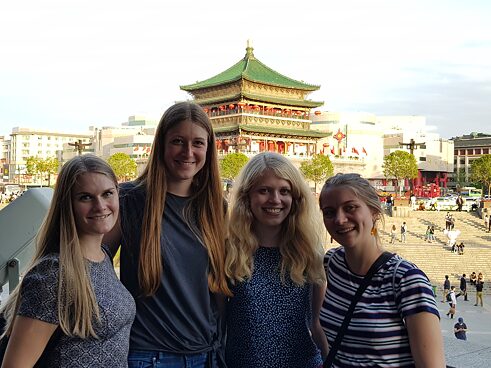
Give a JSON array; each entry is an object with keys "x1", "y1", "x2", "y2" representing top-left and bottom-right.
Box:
[
  {"x1": 225, "y1": 152, "x2": 326, "y2": 286},
  {"x1": 1, "y1": 154, "x2": 118, "y2": 339},
  {"x1": 134, "y1": 101, "x2": 230, "y2": 297}
]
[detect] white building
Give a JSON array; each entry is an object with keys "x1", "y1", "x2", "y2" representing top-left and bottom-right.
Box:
[{"x1": 8, "y1": 127, "x2": 91, "y2": 184}]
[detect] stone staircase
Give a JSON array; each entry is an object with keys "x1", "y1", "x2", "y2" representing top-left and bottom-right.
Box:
[
  {"x1": 323, "y1": 208, "x2": 491, "y2": 294},
  {"x1": 378, "y1": 209, "x2": 491, "y2": 294}
]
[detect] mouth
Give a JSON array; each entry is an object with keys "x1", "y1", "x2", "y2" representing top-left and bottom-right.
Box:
[
  {"x1": 263, "y1": 208, "x2": 282, "y2": 214},
  {"x1": 336, "y1": 226, "x2": 355, "y2": 234},
  {"x1": 89, "y1": 214, "x2": 111, "y2": 220},
  {"x1": 176, "y1": 160, "x2": 196, "y2": 166}
]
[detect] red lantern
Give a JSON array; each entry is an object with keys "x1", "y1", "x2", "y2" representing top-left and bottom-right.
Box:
[
  {"x1": 314, "y1": 110, "x2": 321, "y2": 115},
  {"x1": 238, "y1": 102, "x2": 246, "y2": 108},
  {"x1": 203, "y1": 108, "x2": 209, "y2": 113},
  {"x1": 229, "y1": 104, "x2": 235, "y2": 109}
]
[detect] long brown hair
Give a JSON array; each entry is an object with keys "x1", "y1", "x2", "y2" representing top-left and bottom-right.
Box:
[
  {"x1": 135, "y1": 101, "x2": 230, "y2": 296},
  {"x1": 1, "y1": 155, "x2": 118, "y2": 338}
]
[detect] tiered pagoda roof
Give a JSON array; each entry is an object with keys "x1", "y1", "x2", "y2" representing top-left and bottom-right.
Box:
[{"x1": 180, "y1": 44, "x2": 323, "y2": 108}]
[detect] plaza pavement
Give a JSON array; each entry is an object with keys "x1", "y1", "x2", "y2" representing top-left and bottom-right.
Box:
[{"x1": 439, "y1": 293, "x2": 491, "y2": 367}]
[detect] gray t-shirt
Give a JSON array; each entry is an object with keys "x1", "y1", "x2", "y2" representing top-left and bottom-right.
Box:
[
  {"x1": 18, "y1": 252, "x2": 136, "y2": 367},
  {"x1": 119, "y1": 182, "x2": 219, "y2": 353}
]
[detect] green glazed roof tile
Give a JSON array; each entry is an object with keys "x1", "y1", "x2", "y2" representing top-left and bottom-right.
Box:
[{"x1": 181, "y1": 46, "x2": 320, "y2": 91}]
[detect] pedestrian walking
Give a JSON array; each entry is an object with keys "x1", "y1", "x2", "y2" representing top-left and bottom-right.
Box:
[
  {"x1": 484, "y1": 214, "x2": 489, "y2": 232},
  {"x1": 475, "y1": 280, "x2": 484, "y2": 307},
  {"x1": 445, "y1": 212, "x2": 452, "y2": 231},
  {"x1": 424, "y1": 226, "x2": 431, "y2": 242},
  {"x1": 456, "y1": 195, "x2": 464, "y2": 212},
  {"x1": 390, "y1": 224, "x2": 397, "y2": 244},
  {"x1": 442, "y1": 275, "x2": 451, "y2": 303},
  {"x1": 400, "y1": 222, "x2": 407, "y2": 243},
  {"x1": 458, "y1": 273, "x2": 468, "y2": 301},
  {"x1": 446, "y1": 286, "x2": 457, "y2": 318},
  {"x1": 454, "y1": 317, "x2": 468, "y2": 340},
  {"x1": 429, "y1": 225, "x2": 435, "y2": 242}
]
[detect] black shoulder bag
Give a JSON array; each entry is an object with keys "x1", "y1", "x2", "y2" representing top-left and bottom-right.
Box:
[{"x1": 323, "y1": 251, "x2": 394, "y2": 368}]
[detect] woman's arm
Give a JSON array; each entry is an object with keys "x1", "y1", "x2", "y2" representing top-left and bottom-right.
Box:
[
  {"x1": 311, "y1": 281, "x2": 329, "y2": 360},
  {"x1": 405, "y1": 312, "x2": 445, "y2": 367},
  {"x1": 2, "y1": 316, "x2": 58, "y2": 368}
]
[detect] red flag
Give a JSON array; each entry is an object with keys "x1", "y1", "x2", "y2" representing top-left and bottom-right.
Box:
[
  {"x1": 331, "y1": 147, "x2": 335, "y2": 155},
  {"x1": 352, "y1": 147, "x2": 359, "y2": 155},
  {"x1": 362, "y1": 147, "x2": 367, "y2": 155}
]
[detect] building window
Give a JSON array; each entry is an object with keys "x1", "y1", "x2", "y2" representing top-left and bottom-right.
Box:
[
  {"x1": 460, "y1": 159, "x2": 465, "y2": 164},
  {"x1": 475, "y1": 148, "x2": 481, "y2": 154},
  {"x1": 467, "y1": 149, "x2": 473, "y2": 155},
  {"x1": 419, "y1": 157, "x2": 426, "y2": 161},
  {"x1": 454, "y1": 150, "x2": 458, "y2": 155},
  {"x1": 460, "y1": 149, "x2": 465, "y2": 155},
  {"x1": 484, "y1": 148, "x2": 489, "y2": 154}
]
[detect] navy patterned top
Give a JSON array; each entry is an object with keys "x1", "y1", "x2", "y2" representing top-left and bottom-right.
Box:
[
  {"x1": 225, "y1": 247, "x2": 322, "y2": 368},
  {"x1": 18, "y1": 251, "x2": 136, "y2": 367}
]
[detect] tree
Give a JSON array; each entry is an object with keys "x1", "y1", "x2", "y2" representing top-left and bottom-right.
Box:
[
  {"x1": 382, "y1": 150, "x2": 418, "y2": 196},
  {"x1": 219, "y1": 153, "x2": 249, "y2": 180},
  {"x1": 300, "y1": 154, "x2": 334, "y2": 193},
  {"x1": 470, "y1": 154, "x2": 491, "y2": 196},
  {"x1": 25, "y1": 156, "x2": 59, "y2": 186},
  {"x1": 107, "y1": 153, "x2": 137, "y2": 182}
]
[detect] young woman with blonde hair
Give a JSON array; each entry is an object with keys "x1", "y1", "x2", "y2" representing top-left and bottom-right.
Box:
[
  {"x1": 224, "y1": 152, "x2": 328, "y2": 368},
  {"x1": 104, "y1": 101, "x2": 229, "y2": 367},
  {"x1": 1, "y1": 154, "x2": 135, "y2": 367}
]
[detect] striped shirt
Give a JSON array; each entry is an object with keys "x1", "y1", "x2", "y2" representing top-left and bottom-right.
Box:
[{"x1": 320, "y1": 247, "x2": 439, "y2": 367}]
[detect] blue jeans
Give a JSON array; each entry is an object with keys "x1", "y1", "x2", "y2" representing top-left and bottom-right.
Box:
[{"x1": 128, "y1": 350, "x2": 216, "y2": 368}]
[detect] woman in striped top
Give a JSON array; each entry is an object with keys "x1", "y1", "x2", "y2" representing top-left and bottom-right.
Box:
[{"x1": 319, "y1": 173, "x2": 445, "y2": 367}]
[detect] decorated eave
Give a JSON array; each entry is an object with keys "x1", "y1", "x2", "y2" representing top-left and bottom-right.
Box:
[
  {"x1": 180, "y1": 44, "x2": 320, "y2": 92},
  {"x1": 192, "y1": 92, "x2": 323, "y2": 108},
  {"x1": 213, "y1": 124, "x2": 330, "y2": 139}
]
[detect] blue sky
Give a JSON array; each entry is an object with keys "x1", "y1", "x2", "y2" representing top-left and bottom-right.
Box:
[{"x1": 1, "y1": 0, "x2": 490, "y2": 139}]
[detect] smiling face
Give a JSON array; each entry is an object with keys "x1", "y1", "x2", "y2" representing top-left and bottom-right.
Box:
[
  {"x1": 249, "y1": 170, "x2": 293, "y2": 236},
  {"x1": 72, "y1": 172, "x2": 119, "y2": 243},
  {"x1": 319, "y1": 186, "x2": 376, "y2": 250},
  {"x1": 163, "y1": 119, "x2": 208, "y2": 195}
]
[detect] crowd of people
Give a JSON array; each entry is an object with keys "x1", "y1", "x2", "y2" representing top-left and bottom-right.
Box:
[{"x1": 0, "y1": 102, "x2": 452, "y2": 367}]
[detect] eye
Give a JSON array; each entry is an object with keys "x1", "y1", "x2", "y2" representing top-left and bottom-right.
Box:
[
  {"x1": 322, "y1": 208, "x2": 335, "y2": 218},
  {"x1": 102, "y1": 190, "x2": 115, "y2": 198},
  {"x1": 193, "y1": 140, "x2": 206, "y2": 147},
  {"x1": 170, "y1": 138, "x2": 184, "y2": 145},
  {"x1": 344, "y1": 205, "x2": 357, "y2": 212},
  {"x1": 279, "y1": 188, "x2": 291, "y2": 195},
  {"x1": 78, "y1": 194, "x2": 92, "y2": 201},
  {"x1": 257, "y1": 188, "x2": 269, "y2": 194}
]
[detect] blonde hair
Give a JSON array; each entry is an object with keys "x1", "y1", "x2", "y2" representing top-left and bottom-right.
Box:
[
  {"x1": 320, "y1": 173, "x2": 385, "y2": 244},
  {"x1": 135, "y1": 101, "x2": 230, "y2": 296},
  {"x1": 225, "y1": 152, "x2": 326, "y2": 286},
  {"x1": 1, "y1": 154, "x2": 118, "y2": 339}
]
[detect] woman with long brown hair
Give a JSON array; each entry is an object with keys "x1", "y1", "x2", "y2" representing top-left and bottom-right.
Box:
[{"x1": 104, "y1": 101, "x2": 229, "y2": 367}]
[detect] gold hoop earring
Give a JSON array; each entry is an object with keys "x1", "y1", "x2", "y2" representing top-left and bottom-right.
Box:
[{"x1": 371, "y1": 227, "x2": 377, "y2": 236}]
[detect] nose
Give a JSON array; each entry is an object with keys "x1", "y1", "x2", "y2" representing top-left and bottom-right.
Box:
[
  {"x1": 93, "y1": 197, "x2": 106, "y2": 210},
  {"x1": 183, "y1": 142, "x2": 193, "y2": 156},
  {"x1": 334, "y1": 209, "x2": 347, "y2": 224},
  {"x1": 268, "y1": 191, "x2": 281, "y2": 203}
]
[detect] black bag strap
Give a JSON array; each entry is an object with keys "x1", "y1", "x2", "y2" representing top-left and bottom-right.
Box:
[{"x1": 323, "y1": 251, "x2": 394, "y2": 368}]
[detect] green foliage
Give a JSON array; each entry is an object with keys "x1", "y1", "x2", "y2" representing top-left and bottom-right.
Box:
[
  {"x1": 107, "y1": 152, "x2": 137, "y2": 182},
  {"x1": 383, "y1": 150, "x2": 418, "y2": 194},
  {"x1": 299, "y1": 154, "x2": 334, "y2": 192},
  {"x1": 470, "y1": 154, "x2": 491, "y2": 195},
  {"x1": 219, "y1": 153, "x2": 249, "y2": 180},
  {"x1": 25, "y1": 156, "x2": 59, "y2": 186}
]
